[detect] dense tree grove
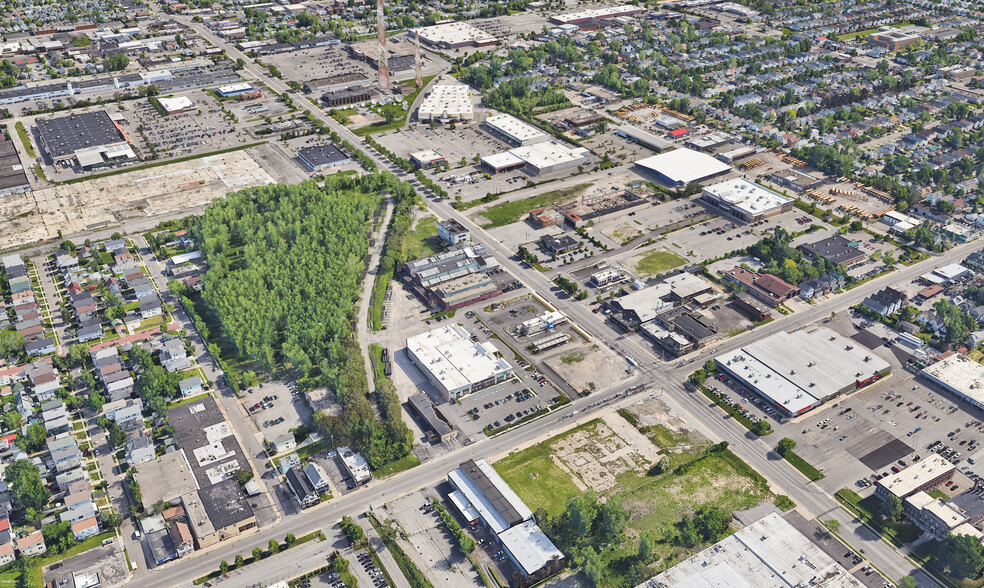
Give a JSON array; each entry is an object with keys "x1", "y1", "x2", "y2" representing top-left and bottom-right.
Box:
[
  {"x1": 192, "y1": 174, "x2": 418, "y2": 468},
  {"x1": 745, "y1": 227, "x2": 842, "y2": 286}
]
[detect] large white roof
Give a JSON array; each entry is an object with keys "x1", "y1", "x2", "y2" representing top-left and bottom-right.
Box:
[
  {"x1": 484, "y1": 114, "x2": 548, "y2": 144},
  {"x1": 418, "y1": 84, "x2": 473, "y2": 119},
  {"x1": 921, "y1": 354, "x2": 984, "y2": 406},
  {"x1": 407, "y1": 325, "x2": 511, "y2": 393},
  {"x1": 716, "y1": 327, "x2": 891, "y2": 414},
  {"x1": 509, "y1": 141, "x2": 590, "y2": 170},
  {"x1": 448, "y1": 458, "x2": 532, "y2": 534},
  {"x1": 635, "y1": 148, "x2": 732, "y2": 185},
  {"x1": 879, "y1": 454, "x2": 954, "y2": 498},
  {"x1": 498, "y1": 520, "x2": 564, "y2": 576},
  {"x1": 415, "y1": 21, "x2": 498, "y2": 46},
  {"x1": 704, "y1": 178, "x2": 792, "y2": 216},
  {"x1": 637, "y1": 513, "x2": 865, "y2": 588}
]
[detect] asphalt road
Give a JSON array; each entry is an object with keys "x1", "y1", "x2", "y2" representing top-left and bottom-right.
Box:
[{"x1": 64, "y1": 14, "x2": 971, "y2": 586}]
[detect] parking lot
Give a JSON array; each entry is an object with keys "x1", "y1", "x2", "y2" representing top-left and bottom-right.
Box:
[
  {"x1": 352, "y1": 546, "x2": 391, "y2": 588},
  {"x1": 243, "y1": 379, "x2": 312, "y2": 442},
  {"x1": 388, "y1": 490, "x2": 484, "y2": 588}
]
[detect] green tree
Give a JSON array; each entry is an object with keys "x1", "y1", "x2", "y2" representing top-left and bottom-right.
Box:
[
  {"x1": 6, "y1": 459, "x2": 51, "y2": 511},
  {"x1": 822, "y1": 519, "x2": 840, "y2": 533},
  {"x1": 896, "y1": 577, "x2": 916, "y2": 588},
  {"x1": 777, "y1": 438, "x2": 796, "y2": 455},
  {"x1": 0, "y1": 331, "x2": 26, "y2": 358},
  {"x1": 582, "y1": 546, "x2": 604, "y2": 588},
  {"x1": 219, "y1": 560, "x2": 229, "y2": 574},
  {"x1": 594, "y1": 498, "x2": 629, "y2": 545},
  {"x1": 104, "y1": 54, "x2": 130, "y2": 71},
  {"x1": 252, "y1": 547, "x2": 263, "y2": 561},
  {"x1": 882, "y1": 494, "x2": 903, "y2": 522},
  {"x1": 100, "y1": 511, "x2": 124, "y2": 528},
  {"x1": 235, "y1": 554, "x2": 244, "y2": 568},
  {"x1": 16, "y1": 422, "x2": 48, "y2": 453},
  {"x1": 285, "y1": 533, "x2": 296, "y2": 547},
  {"x1": 3, "y1": 411, "x2": 22, "y2": 431},
  {"x1": 938, "y1": 533, "x2": 984, "y2": 578},
  {"x1": 268, "y1": 539, "x2": 280, "y2": 554}
]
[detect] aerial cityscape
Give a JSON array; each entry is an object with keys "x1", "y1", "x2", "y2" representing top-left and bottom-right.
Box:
[{"x1": 4, "y1": 0, "x2": 984, "y2": 587}]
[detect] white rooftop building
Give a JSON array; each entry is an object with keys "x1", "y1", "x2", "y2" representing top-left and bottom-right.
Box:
[
  {"x1": 636, "y1": 513, "x2": 865, "y2": 588},
  {"x1": 157, "y1": 95, "x2": 195, "y2": 114},
  {"x1": 634, "y1": 148, "x2": 732, "y2": 187},
  {"x1": 716, "y1": 327, "x2": 891, "y2": 417},
  {"x1": 876, "y1": 454, "x2": 955, "y2": 500},
  {"x1": 921, "y1": 354, "x2": 984, "y2": 411},
  {"x1": 702, "y1": 178, "x2": 794, "y2": 222},
  {"x1": 338, "y1": 447, "x2": 371, "y2": 484},
  {"x1": 414, "y1": 22, "x2": 500, "y2": 48},
  {"x1": 483, "y1": 114, "x2": 549, "y2": 146},
  {"x1": 418, "y1": 84, "x2": 474, "y2": 123},
  {"x1": 406, "y1": 324, "x2": 513, "y2": 400}
]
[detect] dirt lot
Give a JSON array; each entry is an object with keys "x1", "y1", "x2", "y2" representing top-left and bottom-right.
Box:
[
  {"x1": 544, "y1": 343, "x2": 631, "y2": 394},
  {"x1": 0, "y1": 148, "x2": 275, "y2": 250}
]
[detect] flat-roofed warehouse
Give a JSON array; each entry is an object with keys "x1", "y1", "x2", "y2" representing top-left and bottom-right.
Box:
[
  {"x1": 406, "y1": 324, "x2": 513, "y2": 401},
  {"x1": 549, "y1": 5, "x2": 645, "y2": 24},
  {"x1": 509, "y1": 141, "x2": 590, "y2": 176},
  {"x1": 715, "y1": 327, "x2": 891, "y2": 417},
  {"x1": 634, "y1": 148, "x2": 731, "y2": 187},
  {"x1": 418, "y1": 84, "x2": 474, "y2": 123},
  {"x1": 920, "y1": 354, "x2": 984, "y2": 412},
  {"x1": 615, "y1": 124, "x2": 672, "y2": 153},
  {"x1": 701, "y1": 178, "x2": 793, "y2": 222},
  {"x1": 0, "y1": 134, "x2": 30, "y2": 197},
  {"x1": 635, "y1": 512, "x2": 865, "y2": 588},
  {"x1": 414, "y1": 22, "x2": 500, "y2": 49},
  {"x1": 483, "y1": 114, "x2": 549, "y2": 146},
  {"x1": 36, "y1": 110, "x2": 136, "y2": 170}
]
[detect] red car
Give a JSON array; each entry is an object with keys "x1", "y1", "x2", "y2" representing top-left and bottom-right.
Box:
[{"x1": 891, "y1": 466, "x2": 900, "y2": 473}]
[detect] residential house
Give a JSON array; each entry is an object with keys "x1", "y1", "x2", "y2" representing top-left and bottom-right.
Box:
[
  {"x1": 303, "y1": 462, "x2": 330, "y2": 493},
  {"x1": 15, "y1": 530, "x2": 46, "y2": 556},
  {"x1": 723, "y1": 267, "x2": 799, "y2": 307},
  {"x1": 25, "y1": 338, "x2": 55, "y2": 356},
  {"x1": 862, "y1": 287, "x2": 908, "y2": 316},
  {"x1": 71, "y1": 516, "x2": 99, "y2": 541},
  {"x1": 61, "y1": 502, "x2": 97, "y2": 524},
  {"x1": 138, "y1": 296, "x2": 163, "y2": 319},
  {"x1": 168, "y1": 520, "x2": 194, "y2": 558},
  {"x1": 0, "y1": 543, "x2": 12, "y2": 566},
  {"x1": 285, "y1": 467, "x2": 319, "y2": 508},
  {"x1": 127, "y1": 432, "x2": 155, "y2": 465},
  {"x1": 111, "y1": 403, "x2": 144, "y2": 431},
  {"x1": 178, "y1": 376, "x2": 202, "y2": 398},
  {"x1": 273, "y1": 434, "x2": 296, "y2": 454}
]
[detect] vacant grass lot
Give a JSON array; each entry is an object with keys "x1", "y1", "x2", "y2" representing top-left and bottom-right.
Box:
[
  {"x1": 404, "y1": 215, "x2": 442, "y2": 261},
  {"x1": 495, "y1": 437, "x2": 583, "y2": 517},
  {"x1": 477, "y1": 183, "x2": 592, "y2": 228},
  {"x1": 634, "y1": 248, "x2": 687, "y2": 276}
]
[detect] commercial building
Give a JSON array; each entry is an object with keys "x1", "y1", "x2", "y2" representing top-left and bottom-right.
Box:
[
  {"x1": 407, "y1": 392, "x2": 457, "y2": 442},
  {"x1": 799, "y1": 234, "x2": 866, "y2": 266},
  {"x1": 482, "y1": 141, "x2": 590, "y2": 176},
  {"x1": 871, "y1": 30, "x2": 921, "y2": 51},
  {"x1": 414, "y1": 22, "x2": 499, "y2": 49},
  {"x1": 922, "y1": 263, "x2": 973, "y2": 285},
  {"x1": 296, "y1": 144, "x2": 350, "y2": 173},
  {"x1": 0, "y1": 134, "x2": 30, "y2": 198},
  {"x1": 158, "y1": 95, "x2": 195, "y2": 115},
  {"x1": 614, "y1": 125, "x2": 672, "y2": 153},
  {"x1": 36, "y1": 110, "x2": 135, "y2": 170},
  {"x1": 590, "y1": 268, "x2": 623, "y2": 288},
  {"x1": 428, "y1": 273, "x2": 500, "y2": 311},
  {"x1": 437, "y1": 219, "x2": 470, "y2": 245},
  {"x1": 904, "y1": 491, "x2": 984, "y2": 540},
  {"x1": 418, "y1": 84, "x2": 473, "y2": 123},
  {"x1": 448, "y1": 459, "x2": 563, "y2": 579},
  {"x1": 520, "y1": 311, "x2": 567, "y2": 336},
  {"x1": 921, "y1": 354, "x2": 984, "y2": 412},
  {"x1": 875, "y1": 454, "x2": 955, "y2": 501},
  {"x1": 400, "y1": 244, "x2": 497, "y2": 288},
  {"x1": 303, "y1": 73, "x2": 369, "y2": 94},
  {"x1": 407, "y1": 324, "x2": 512, "y2": 401},
  {"x1": 549, "y1": 5, "x2": 645, "y2": 24},
  {"x1": 216, "y1": 82, "x2": 254, "y2": 97},
  {"x1": 702, "y1": 178, "x2": 794, "y2": 222},
  {"x1": 285, "y1": 467, "x2": 319, "y2": 508},
  {"x1": 724, "y1": 267, "x2": 798, "y2": 307},
  {"x1": 767, "y1": 168, "x2": 822, "y2": 192},
  {"x1": 321, "y1": 86, "x2": 374, "y2": 107},
  {"x1": 540, "y1": 234, "x2": 579, "y2": 254},
  {"x1": 634, "y1": 148, "x2": 732, "y2": 187},
  {"x1": 409, "y1": 150, "x2": 446, "y2": 169},
  {"x1": 339, "y1": 447, "x2": 371, "y2": 484},
  {"x1": 715, "y1": 327, "x2": 892, "y2": 416},
  {"x1": 635, "y1": 513, "x2": 865, "y2": 588},
  {"x1": 483, "y1": 114, "x2": 548, "y2": 146},
  {"x1": 607, "y1": 273, "x2": 713, "y2": 330}
]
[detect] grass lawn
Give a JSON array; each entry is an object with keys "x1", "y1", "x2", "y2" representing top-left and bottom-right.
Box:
[
  {"x1": 477, "y1": 183, "x2": 592, "y2": 228},
  {"x1": 353, "y1": 76, "x2": 437, "y2": 136},
  {"x1": 0, "y1": 570, "x2": 20, "y2": 587},
  {"x1": 840, "y1": 28, "x2": 878, "y2": 40},
  {"x1": 928, "y1": 488, "x2": 948, "y2": 500},
  {"x1": 634, "y1": 248, "x2": 687, "y2": 276},
  {"x1": 15, "y1": 121, "x2": 36, "y2": 158},
  {"x1": 494, "y1": 440, "x2": 581, "y2": 517},
  {"x1": 404, "y1": 215, "x2": 442, "y2": 261},
  {"x1": 373, "y1": 454, "x2": 421, "y2": 478},
  {"x1": 835, "y1": 488, "x2": 924, "y2": 545},
  {"x1": 139, "y1": 316, "x2": 165, "y2": 330}
]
